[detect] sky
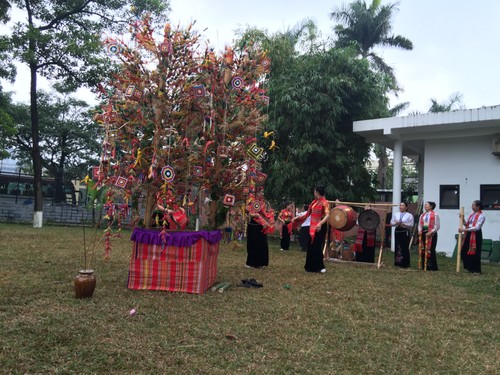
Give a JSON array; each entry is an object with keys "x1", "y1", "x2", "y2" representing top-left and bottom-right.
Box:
[
  {"x1": 168, "y1": 0, "x2": 500, "y2": 114},
  {"x1": 3, "y1": 0, "x2": 500, "y2": 115}
]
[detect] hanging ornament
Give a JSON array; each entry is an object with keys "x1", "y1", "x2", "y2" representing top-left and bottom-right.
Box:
[
  {"x1": 161, "y1": 165, "x2": 175, "y2": 182},
  {"x1": 115, "y1": 176, "x2": 128, "y2": 188},
  {"x1": 217, "y1": 146, "x2": 229, "y2": 158},
  {"x1": 261, "y1": 57, "x2": 271, "y2": 70},
  {"x1": 107, "y1": 43, "x2": 122, "y2": 55},
  {"x1": 246, "y1": 143, "x2": 264, "y2": 160},
  {"x1": 125, "y1": 85, "x2": 144, "y2": 101},
  {"x1": 256, "y1": 171, "x2": 268, "y2": 184},
  {"x1": 223, "y1": 194, "x2": 236, "y2": 207},
  {"x1": 231, "y1": 76, "x2": 244, "y2": 90},
  {"x1": 103, "y1": 111, "x2": 119, "y2": 124},
  {"x1": 263, "y1": 131, "x2": 274, "y2": 138},
  {"x1": 92, "y1": 166, "x2": 101, "y2": 180},
  {"x1": 193, "y1": 166, "x2": 203, "y2": 176},
  {"x1": 191, "y1": 84, "x2": 206, "y2": 97},
  {"x1": 251, "y1": 199, "x2": 263, "y2": 213},
  {"x1": 133, "y1": 148, "x2": 142, "y2": 167}
]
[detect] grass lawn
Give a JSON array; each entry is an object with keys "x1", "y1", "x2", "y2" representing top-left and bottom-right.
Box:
[{"x1": 0, "y1": 224, "x2": 498, "y2": 374}]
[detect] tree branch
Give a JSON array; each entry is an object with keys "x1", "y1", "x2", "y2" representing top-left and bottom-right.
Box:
[{"x1": 38, "y1": 0, "x2": 94, "y2": 31}]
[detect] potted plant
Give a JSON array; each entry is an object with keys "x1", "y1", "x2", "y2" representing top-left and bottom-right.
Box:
[
  {"x1": 74, "y1": 219, "x2": 98, "y2": 299},
  {"x1": 73, "y1": 179, "x2": 116, "y2": 299}
]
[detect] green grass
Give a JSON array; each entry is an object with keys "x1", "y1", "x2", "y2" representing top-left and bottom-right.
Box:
[{"x1": 0, "y1": 224, "x2": 499, "y2": 374}]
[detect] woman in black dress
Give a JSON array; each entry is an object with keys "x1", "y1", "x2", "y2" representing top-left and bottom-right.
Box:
[
  {"x1": 246, "y1": 194, "x2": 274, "y2": 268},
  {"x1": 391, "y1": 202, "x2": 414, "y2": 268}
]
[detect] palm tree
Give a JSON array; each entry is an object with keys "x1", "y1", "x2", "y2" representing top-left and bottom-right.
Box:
[
  {"x1": 330, "y1": 0, "x2": 413, "y2": 86},
  {"x1": 428, "y1": 92, "x2": 464, "y2": 113}
]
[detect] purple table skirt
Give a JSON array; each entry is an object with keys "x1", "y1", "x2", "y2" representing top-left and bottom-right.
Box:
[{"x1": 131, "y1": 227, "x2": 222, "y2": 247}]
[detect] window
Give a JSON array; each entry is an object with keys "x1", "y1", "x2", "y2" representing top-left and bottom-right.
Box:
[
  {"x1": 440, "y1": 185, "x2": 459, "y2": 209},
  {"x1": 480, "y1": 185, "x2": 500, "y2": 210}
]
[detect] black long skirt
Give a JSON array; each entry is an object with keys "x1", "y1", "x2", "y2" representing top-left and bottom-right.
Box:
[
  {"x1": 394, "y1": 230, "x2": 411, "y2": 268},
  {"x1": 419, "y1": 231, "x2": 438, "y2": 271},
  {"x1": 461, "y1": 230, "x2": 482, "y2": 273},
  {"x1": 280, "y1": 223, "x2": 291, "y2": 250},
  {"x1": 246, "y1": 220, "x2": 269, "y2": 268},
  {"x1": 305, "y1": 223, "x2": 326, "y2": 272},
  {"x1": 299, "y1": 226, "x2": 310, "y2": 251},
  {"x1": 356, "y1": 231, "x2": 375, "y2": 263}
]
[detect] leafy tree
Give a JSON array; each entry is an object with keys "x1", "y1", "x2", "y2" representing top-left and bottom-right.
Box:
[
  {"x1": 372, "y1": 101, "x2": 409, "y2": 189},
  {"x1": 330, "y1": 0, "x2": 412, "y2": 88},
  {"x1": 428, "y1": 92, "x2": 464, "y2": 113},
  {"x1": 9, "y1": 91, "x2": 99, "y2": 202},
  {"x1": 0, "y1": 90, "x2": 15, "y2": 159},
  {"x1": 262, "y1": 40, "x2": 390, "y2": 205},
  {"x1": 331, "y1": 0, "x2": 412, "y2": 193},
  {"x1": 385, "y1": 156, "x2": 418, "y2": 202},
  {"x1": 0, "y1": 0, "x2": 170, "y2": 226}
]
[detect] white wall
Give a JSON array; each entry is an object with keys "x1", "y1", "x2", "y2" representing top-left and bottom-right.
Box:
[{"x1": 423, "y1": 136, "x2": 500, "y2": 255}]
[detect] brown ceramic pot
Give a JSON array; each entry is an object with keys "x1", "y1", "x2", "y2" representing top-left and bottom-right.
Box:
[{"x1": 74, "y1": 269, "x2": 96, "y2": 299}]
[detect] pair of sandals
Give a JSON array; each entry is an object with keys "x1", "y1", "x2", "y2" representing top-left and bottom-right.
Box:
[{"x1": 240, "y1": 278, "x2": 263, "y2": 288}]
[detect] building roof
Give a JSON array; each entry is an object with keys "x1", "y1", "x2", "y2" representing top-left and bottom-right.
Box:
[{"x1": 353, "y1": 105, "x2": 500, "y2": 156}]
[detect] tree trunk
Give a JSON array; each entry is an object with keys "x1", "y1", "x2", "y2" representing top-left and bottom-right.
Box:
[
  {"x1": 376, "y1": 146, "x2": 389, "y2": 190},
  {"x1": 208, "y1": 199, "x2": 218, "y2": 230},
  {"x1": 143, "y1": 187, "x2": 157, "y2": 229},
  {"x1": 54, "y1": 166, "x2": 66, "y2": 203},
  {"x1": 30, "y1": 56, "x2": 43, "y2": 227}
]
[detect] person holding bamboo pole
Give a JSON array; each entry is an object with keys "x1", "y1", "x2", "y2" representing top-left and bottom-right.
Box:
[
  {"x1": 417, "y1": 201, "x2": 440, "y2": 271},
  {"x1": 459, "y1": 200, "x2": 485, "y2": 274},
  {"x1": 391, "y1": 202, "x2": 414, "y2": 268},
  {"x1": 291, "y1": 185, "x2": 329, "y2": 273}
]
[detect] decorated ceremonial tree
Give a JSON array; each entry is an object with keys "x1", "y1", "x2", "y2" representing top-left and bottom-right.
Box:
[{"x1": 93, "y1": 17, "x2": 272, "y2": 230}]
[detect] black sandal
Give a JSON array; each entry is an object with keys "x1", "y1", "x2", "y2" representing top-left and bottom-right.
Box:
[
  {"x1": 240, "y1": 279, "x2": 252, "y2": 288},
  {"x1": 248, "y1": 278, "x2": 263, "y2": 288}
]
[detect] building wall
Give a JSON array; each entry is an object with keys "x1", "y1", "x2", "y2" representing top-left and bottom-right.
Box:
[{"x1": 423, "y1": 136, "x2": 500, "y2": 255}]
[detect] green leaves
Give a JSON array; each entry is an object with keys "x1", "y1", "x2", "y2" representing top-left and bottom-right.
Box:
[
  {"x1": 259, "y1": 32, "x2": 389, "y2": 204},
  {"x1": 330, "y1": 0, "x2": 412, "y2": 88}
]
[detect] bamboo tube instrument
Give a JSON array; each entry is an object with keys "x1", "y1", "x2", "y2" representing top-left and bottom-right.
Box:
[{"x1": 456, "y1": 207, "x2": 464, "y2": 273}]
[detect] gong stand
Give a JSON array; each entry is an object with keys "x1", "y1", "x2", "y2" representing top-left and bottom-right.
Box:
[{"x1": 326, "y1": 200, "x2": 394, "y2": 269}]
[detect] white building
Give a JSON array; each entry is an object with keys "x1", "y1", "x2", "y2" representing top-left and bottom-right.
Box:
[{"x1": 354, "y1": 105, "x2": 500, "y2": 255}]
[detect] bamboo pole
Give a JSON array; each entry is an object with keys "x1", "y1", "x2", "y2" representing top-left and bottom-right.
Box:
[
  {"x1": 409, "y1": 197, "x2": 423, "y2": 249},
  {"x1": 328, "y1": 200, "x2": 398, "y2": 207},
  {"x1": 322, "y1": 222, "x2": 330, "y2": 259},
  {"x1": 328, "y1": 258, "x2": 378, "y2": 267},
  {"x1": 456, "y1": 207, "x2": 464, "y2": 273},
  {"x1": 377, "y1": 209, "x2": 387, "y2": 269},
  {"x1": 211, "y1": 282, "x2": 228, "y2": 292},
  {"x1": 218, "y1": 282, "x2": 231, "y2": 293}
]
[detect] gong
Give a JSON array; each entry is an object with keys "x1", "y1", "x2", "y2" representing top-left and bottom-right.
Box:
[{"x1": 358, "y1": 209, "x2": 380, "y2": 231}]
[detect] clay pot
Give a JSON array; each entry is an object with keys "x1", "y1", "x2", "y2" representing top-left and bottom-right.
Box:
[{"x1": 74, "y1": 269, "x2": 96, "y2": 299}]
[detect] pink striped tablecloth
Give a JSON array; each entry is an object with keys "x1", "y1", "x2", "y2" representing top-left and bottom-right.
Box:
[{"x1": 127, "y1": 228, "x2": 222, "y2": 294}]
